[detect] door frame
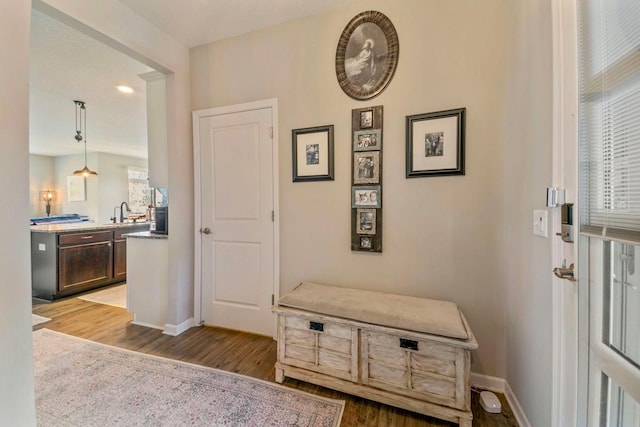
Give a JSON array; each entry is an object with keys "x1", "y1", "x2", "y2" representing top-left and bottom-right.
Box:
[
  {"x1": 551, "y1": 0, "x2": 580, "y2": 425},
  {"x1": 192, "y1": 98, "x2": 280, "y2": 332}
]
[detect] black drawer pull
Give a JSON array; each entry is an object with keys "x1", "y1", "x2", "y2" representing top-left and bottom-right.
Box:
[
  {"x1": 309, "y1": 321, "x2": 324, "y2": 332},
  {"x1": 399, "y1": 338, "x2": 419, "y2": 351}
]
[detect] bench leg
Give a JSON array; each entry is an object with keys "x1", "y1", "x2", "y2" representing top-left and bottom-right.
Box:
[
  {"x1": 459, "y1": 417, "x2": 472, "y2": 427},
  {"x1": 275, "y1": 366, "x2": 284, "y2": 384}
]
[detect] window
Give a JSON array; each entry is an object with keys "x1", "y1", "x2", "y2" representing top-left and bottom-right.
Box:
[
  {"x1": 127, "y1": 167, "x2": 151, "y2": 215},
  {"x1": 578, "y1": 0, "x2": 640, "y2": 425}
]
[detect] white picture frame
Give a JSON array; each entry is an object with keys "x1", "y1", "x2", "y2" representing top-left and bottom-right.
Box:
[{"x1": 67, "y1": 176, "x2": 86, "y2": 202}]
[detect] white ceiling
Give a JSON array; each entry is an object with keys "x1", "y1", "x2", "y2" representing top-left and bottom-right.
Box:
[
  {"x1": 29, "y1": 1, "x2": 358, "y2": 159},
  {"x1": 118, "y1": 0, "x2": 359, "y2": 48},
  {"x1": 29, "y1": 9, "x2": 151, "y2": 158}
]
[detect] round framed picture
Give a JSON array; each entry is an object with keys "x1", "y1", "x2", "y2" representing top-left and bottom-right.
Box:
[{"x1": 335, "y1": 11, "x2": 399, "y2": 100}]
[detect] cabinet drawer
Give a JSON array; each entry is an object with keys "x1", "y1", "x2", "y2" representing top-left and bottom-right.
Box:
[
  {"x1": 58, "y1": 241, "x2": 113, "y2": 292},
  {"x1": 366, "y1": 331, "x2": 457, "y2": 362},
  {"x1": 361, "y1": 329, "x2": 467, "y2": 410},
  {"x1": 412, "y1": 371, "x2": 456, "y2": 398},
  {"x1": 59, "y1": 230, "x2": 112, "y2": 246},
  {"x1": 279, "y1": 315, "x2": 358, "y2": 382},
  {"x1": 285, "y1": 316, "x2": 353, "y2": 340}
]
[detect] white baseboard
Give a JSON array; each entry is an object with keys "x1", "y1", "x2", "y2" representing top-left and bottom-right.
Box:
[
  {"x1": 131, "y1": 320, "x2": 164, "y2": 330},
  {"x1": 471, "y1": 372, "x2": 532, "y2": 427},
  {"x1": 163, "y1": 317, "x2": 194, "y2": 336},
  {"x1": 470, "y1": 372, "x2": 506, "y2": 393},
  {"x1": 505, "y1": 381, "x2": 532, "y2": 427}
]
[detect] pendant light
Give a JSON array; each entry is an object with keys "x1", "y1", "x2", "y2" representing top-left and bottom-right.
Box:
[{"x1": 72, "y1": 100, "x2": 98, "y2": 176}]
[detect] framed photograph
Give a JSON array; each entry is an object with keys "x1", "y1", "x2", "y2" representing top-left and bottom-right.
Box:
[
  {"x1": 335, "y1": 11, "x2": 399, "y2": 100},
  {"x1": 353, "y1": 129, "x2": 381, "y2": 151},
  {"x1": 360, "y1": 110, "x2": 374, "y2": 129},
  {"x1": 406, "y1": 108, "x2": 465, "y2": 178},
  {"x1": 353, "y1": 151, "x2": 380, "y2": 184},
  {"x1": 292, "y1": 125, "x2": 334, "y2": 182},
  {"x1": 352, "y1": 185, "x2": 381, "y2": 208},
  {"x1": 67, "y1": 176, "x2": 86, "y2": 202},
  {"x1": 360, "y1": 236, "x2": 373, "y2": 250},
  {"x1": 356, "y1": 208, "x2": 376, "y2": 235}
]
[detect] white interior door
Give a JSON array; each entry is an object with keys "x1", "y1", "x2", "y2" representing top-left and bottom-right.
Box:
[{"x1": 197, "y1": 106, "x2": 275, "y2": 336}]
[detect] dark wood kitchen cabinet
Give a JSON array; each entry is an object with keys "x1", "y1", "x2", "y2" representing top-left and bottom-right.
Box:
[
  {"x1": 31, "y1": 224, "x2": 149, "y2": 300},
  {"x1": 113, "y1": 228, "x2": 132, "y2": 281},
  {"x1": 58, "y1": 231, "x2": 113, "y2": 292}
]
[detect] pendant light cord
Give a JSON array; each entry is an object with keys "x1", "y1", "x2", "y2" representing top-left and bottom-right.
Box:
[{"x1": 83, "y1": 104, "x2": 87, "y2": 164}]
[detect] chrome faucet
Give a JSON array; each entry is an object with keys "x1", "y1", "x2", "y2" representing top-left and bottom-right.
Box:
[{"x1": 120, "y1": 201, "x2": 131, "y2": 223}]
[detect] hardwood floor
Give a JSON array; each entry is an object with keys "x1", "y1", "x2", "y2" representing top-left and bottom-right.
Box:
[{"x1": 32, "y1": 295, "x2": 518, "y2": 427}]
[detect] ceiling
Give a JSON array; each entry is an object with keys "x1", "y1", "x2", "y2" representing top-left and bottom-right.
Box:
[{"x1": 29, "y1": 1, "x2": 358, "y2": 159}]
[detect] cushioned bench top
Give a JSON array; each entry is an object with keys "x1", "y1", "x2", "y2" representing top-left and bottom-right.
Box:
[{"x1": 277, "y1": 282, "x2": 470, "y2": 340}]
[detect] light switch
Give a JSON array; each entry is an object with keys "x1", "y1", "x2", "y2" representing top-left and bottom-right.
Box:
[
  {"x1": 38, "y1": 243, "x2": 46, "y2": 251},
  {"x1": 533, "y1": 209, "x2": 548, "y2": 238}
]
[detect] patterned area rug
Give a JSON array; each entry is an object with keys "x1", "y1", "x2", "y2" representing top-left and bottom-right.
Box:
[
  {"x1": 33, "y1": 329, "x2": 344, "y2": 426},
  {"x1": 77, "y1": 284, "x2": 126, "y2": 308},
  {"x1": 32, "y1": 314, "x2": 51, "y2": 326}
]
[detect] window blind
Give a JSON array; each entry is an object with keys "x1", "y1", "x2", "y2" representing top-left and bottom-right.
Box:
[{"x1": 578, "y1": 0, "x2": 640, "y2": 243}]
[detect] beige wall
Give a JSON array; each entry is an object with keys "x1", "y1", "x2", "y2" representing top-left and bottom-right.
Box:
[
  {"x1": 53, "y1": 153, "x2": 99, "y2": 220},
  {"x1": 0, "y1": 0, "x2": 36, "y2": 424},
  {"x1": 191, "y1": 0, "x2": 510, "y2": 377},
  {"x1": 503, "y1": 1, "x2": 554, "y2": 426},
  {"x1": 29, "y1": 153, "x2": 148, "y2": 222},
  {"x1": 29, "y1": 154, "x2": 56, "y2": 218}
]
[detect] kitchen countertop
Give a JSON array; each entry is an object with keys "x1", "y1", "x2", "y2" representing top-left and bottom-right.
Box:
[
  {"x1": 30, "y1": 222, "x2": 150, "y2": 233},
  {"x1": 124, "y1": 231, "x2": 168, "y2": 239}
]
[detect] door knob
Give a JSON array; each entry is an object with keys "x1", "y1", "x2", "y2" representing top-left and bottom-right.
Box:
[{"x1": 200, "y1": 227, "x2": 212, "y2": 235}]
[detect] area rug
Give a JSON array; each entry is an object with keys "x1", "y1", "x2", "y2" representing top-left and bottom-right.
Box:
[
  {"x1": 77, "y1": 284, "x2": 126, "y2": 308},
  {"x1": 32, "y1": 314, "x2": 51, "y2": 326},
  {"x1": 33, "y1": 329, "x2": 344, "y2": 426}
]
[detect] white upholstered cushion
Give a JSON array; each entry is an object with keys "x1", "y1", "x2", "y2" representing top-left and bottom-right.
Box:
[{"x1": 277, "y1": 282, "x2": 470, "y2": 340}]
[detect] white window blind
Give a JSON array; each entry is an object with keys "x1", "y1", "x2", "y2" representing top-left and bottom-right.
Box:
[{"x1": 579, "y1": 0, "x2": 640, "y2": 243}]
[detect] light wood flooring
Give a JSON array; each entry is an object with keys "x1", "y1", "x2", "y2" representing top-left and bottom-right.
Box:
[{"x1": 32, "y1": 293, "x2": 518, "y2": 427}]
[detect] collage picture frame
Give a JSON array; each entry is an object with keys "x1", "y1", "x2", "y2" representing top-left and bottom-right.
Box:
[
  {"x1": 353, "y1": 129, "x2": 381, "y2": 151},
  {"x1": 353, "y1": 151, "x2": 380, "y2": 185},
  {"x1": 351, "y1": 105, "x2": 383, "y2": 252}
]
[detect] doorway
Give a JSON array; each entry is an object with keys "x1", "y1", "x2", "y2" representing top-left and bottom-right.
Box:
[{"x1": 193, "y1": 99, "x2": 279, "y2": 337}]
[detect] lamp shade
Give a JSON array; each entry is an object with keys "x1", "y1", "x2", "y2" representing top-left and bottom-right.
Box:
[
  {"x1": 73, "y1": 100, "x2": 98, "y2": 176},
  {"x1": 73, "y1": 166, "x2": 98, "y2": 177}
]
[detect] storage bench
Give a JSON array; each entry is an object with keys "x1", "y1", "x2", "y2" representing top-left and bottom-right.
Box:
[{"x1": 273, "y1": 282, "x2": 478, "y2": 426}]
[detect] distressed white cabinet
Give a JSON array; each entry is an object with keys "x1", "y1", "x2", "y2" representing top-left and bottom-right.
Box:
[{"x1": 273, "y1": 283, "x2": 478, "y2": 427}]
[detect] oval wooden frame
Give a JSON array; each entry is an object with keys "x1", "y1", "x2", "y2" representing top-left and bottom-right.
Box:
[{"x1": 335, "y1": 11, "x2": 399, "y2": 101}]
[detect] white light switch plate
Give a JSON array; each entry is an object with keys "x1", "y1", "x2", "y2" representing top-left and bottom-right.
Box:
[
  {"x1": 533, "y1": 209, "x2": 548, "y2": 238},
  {"x1": 38, "y1": 243, "x2": 46, "y2": 251}
]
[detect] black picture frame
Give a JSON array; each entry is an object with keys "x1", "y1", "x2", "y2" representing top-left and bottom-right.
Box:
[
  {"x1": 356, "y1": 208, "x2": 377, "y2": 235},
  {"x1": 292, "y1": 125, "x2": 334, "y2": 182},
  {"x1": 335, "y1": 11, "x2": 399, "y2": 101},
  {"x1": 406, "y1": 108, "x2": 465, "y2": 178},
  {"x1": 360, "y1": 110, "x2": 374, "y2": 128}
]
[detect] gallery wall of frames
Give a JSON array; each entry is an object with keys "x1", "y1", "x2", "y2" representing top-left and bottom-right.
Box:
[
  {"x1": 290, "y1": 10, "x2": 465, "y2": 254},
  {"x1": 351, "y1": 106, "x2": 383, "y2": 252}
]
